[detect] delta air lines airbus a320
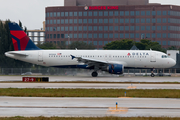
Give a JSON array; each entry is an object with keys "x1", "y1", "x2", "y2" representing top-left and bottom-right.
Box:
[{"x1": 5, "y1": 23, "x2": 176, "y2": 77}]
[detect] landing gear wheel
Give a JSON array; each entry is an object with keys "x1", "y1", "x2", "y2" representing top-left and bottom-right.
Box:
[
  {"x1": 151, "y1": 73, "x2": 155, "y2": 77},
  {"x1": 92, "y1": 72, "x2": 98, "y2": 77}
]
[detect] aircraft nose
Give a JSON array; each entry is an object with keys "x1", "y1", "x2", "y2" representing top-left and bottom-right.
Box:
[{"x1": 171, "y1": 59, "x2": 176, "y2": 67}]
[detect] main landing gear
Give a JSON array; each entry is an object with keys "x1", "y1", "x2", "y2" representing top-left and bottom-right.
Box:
[
  {"x1": 151, "y1": 68, "x2": 155, "y2": 77},
  {"x1": 92, "y1": 71, "x2": 98, "y2": 77}
]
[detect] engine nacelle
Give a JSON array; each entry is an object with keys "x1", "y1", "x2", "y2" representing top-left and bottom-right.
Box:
[{"x1": 108, "y1": 64, "x2": 124, "y2": 74}]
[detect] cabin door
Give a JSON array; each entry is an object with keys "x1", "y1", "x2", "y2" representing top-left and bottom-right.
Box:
[
  {"x1": 150, "y1": 52, "x2": 156, "y2": 62},
  {"x1": 38, "y1": 52, "x2": 43, "y2": 62}
]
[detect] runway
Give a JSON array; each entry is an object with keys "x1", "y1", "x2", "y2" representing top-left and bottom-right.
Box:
[
  {"x1": 1, "y1": 83, "x2": 180, "y2": 89},
  {"x1": 0, "y1": 76, "x2": 180, "y2": 83},
  {"x1": 0, "y1": 97, "x2": 180, "y2": 117}
]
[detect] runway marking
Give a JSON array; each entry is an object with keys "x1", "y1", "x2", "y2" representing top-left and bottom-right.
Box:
[
  {"x1": 107, "y1": 107, "x2": 128, "y2": 114},
  {"x1": 127, "y1": 86, "x2": 137, "y2": 89}
]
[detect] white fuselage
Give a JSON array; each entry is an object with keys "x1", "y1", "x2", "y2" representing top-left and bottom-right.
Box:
[{"x1": 5, "y1": 50, "x2": 176, "y2": 69}]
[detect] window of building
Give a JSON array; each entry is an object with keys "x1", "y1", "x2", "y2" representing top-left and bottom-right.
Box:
[
  {"x1": 78, "y1": 34, "x2": 82, "y2": 38},
  {"x1": 65, "y1": 12, "x2": 68, "y2": 16},
  {"x1": 157, "y1": 26, "x2": 161, "y2": 30},
  {"x1": 99, "y1": 19, "x2": 103, "y2": 23},
  {"x1": 93, "y1": 26, "x2": 97, "y2": 31},
  {"x1": 104, "y1": 41, "x2": 108, "y2": 45},
  {"x1": 83, "y1": 11, "x2": 87, "y2": 16},
  {"x1": 152, "y1": 26, "x2": 156, "y2": 30},
  {"x1": 99, "y1": 11, "x2": 103, "y2": 16},
  {"x1": 93, "y1": 19, "x2": 97, "y2": 23},
  {"x1": 120, "y1": 26, "x2": 124, "y2": 31},
  {"x1": 94, "y1": 11, "x2": 98, "y2": 16},
  {"x1": 57, "y1": 27, "x2": 60, "y2": 31},
  {"x1": 57, "y1": 34, "x2": 60, "y2": 38},
  {"x1": 125, "y1": 33, "x2": 129, "y2": 38},
  {"x1": 136, "y1": 33, "x2": 139, "y2": 38},
  {"x1": 61, "y1": 34, "x2": 64, "y2": 38},
  {"x1": 163, "y1": 11, "x2": 167, "y2": 15},
  {"x1": 146, "y1": 18, "x2": 150, "y2": 23},
  {"x1": 136, "y1": 26, "x2": 139, "y2": 31},
  {"x1": 162, "y1": 41, "x2": 166, "y2": 45},
  {"x1": 152, "y1": 11, "x2": 156, "y2": 16},
  {"x1": 120, "y1": 33, "x2": 124, "y2": 38},
  {"x1": 65, "y1": 19, "x2": 68, "y2": 24},
  {"x1": 120, "y1": 11, "x2": 124, "y2": 16},
  {"x1": 125, "y1": 19, "x2": 129, "y2": 23},
  {"x1": 94, "y1": 41, "x2": 97, "y2": 45},
  {"x1": 125, "y1": 26, "x2": 129, "y2": 31},
  {"x1": 104, "y1": 26, "x2": 108, "y2": 31},
  {"x1": 50, "y1": 12, "x2": 53, "y2": 17},
  {"x1": 141, "y1": 26, "x2": 145, "y2": 31},
  {"x1": 115, "y1": 33, "x2": 118, "y2": 38},
  {"x1": 94, "y1": 34, "x2": 97, "y2": 38},
  {"x1": 74, "y1": 12, "x2": 77, "y2": 16},
  {"x1": 152, "y1": 18, "x2": 156, "y2": 23},
  {"x1": 69, "y1": 12, "x2": 73, "y2": 16},
  {"x1": 141, "y1": 11, "x2": 145, "y2": 16},
  {"x1": 57, "y1": 20, "x2": 60, "y2": 24},
  {"x1": 130, "y1": 11, "x2": 134, "y2": 16},
  {"x1": 50, "y1": 34, "x2": 52, "y2": 39},
  {"x1": 104, "y1": 19, "x2": 108, "y2": 23},
  {"x1": 79, "y1": 12, "x2": 82, "y2": 16},
  {"x1": 99, "y1": 41, "x2": 103, "y2": 45},
  {"x1": 61, "y1": 27, "x2": 64, "y2": 31},
  {"x1": 157, "y1": 33, "x2": 161, "y2": 38},
  {"x1": 54, "y1": 12, "x2": 56, "y2": 17},
  {"x1": 146, "y1": 33, "x2": 150, "y2": 38},
  {"x1": 109, "y1": 11, "x2": 113, "y2": 16},
  {"x1": 99, "y1": 33, "x2": 103, "y2": 38},
  {"x1": 99, "y1": 26, "x2": 103, "y2": 31},
  {"x1": 104, "y1": 33, "x2": 108, "y2": 38},
  {"x1": 109, "y1": 33, "x2": 113, "y2": 38},
  {"x1": 136, "y1": 11, "x2": 140, "y2": 16},
  {"x1": 46, "y1": 12, "x2": 49, "y2": 17},
  {"x1": 79, "y1": 26, "x2": 82, "y2": 31},
  {"x1": 120, "y1": 19, "x2": 124, "y2": 23},
  {"x1": 49, "y1": 27, "x2": 52, "y2": 31},
  {"x1": 74, "y1": 26, "x2": 77, "y2": 31},
  {"x1": 69, "y1": 26, "x2": 73, "y2": 31},
  {"x1": 54, "y1": 34, "x2": 56, "y2": 38},
  {"x1": 130, "y1": 26, "x2": 134, "y2": 31},
  {"x1": 136, "y1": 19, "x2": 140, "y2": 23},
  {"x1": 79, "y1": 19, "x2": 82, "y2": 24},
  {"x1": 141, "y1": 19, "x2": 145, "y2": 23},
  {"x1": 83, "y1": 26, "x2": 87, "y2": 31},
  {"x1": 115, "y1": 26, "x2": 118, "y2": 31},
  {"x1": 157, "y1": 11, "x2": 161, "y2": 15},
  {"x1": 109, "y1": 26, "x2": 113, "y2": 31},
  {"x1": 88, "y1": 19, "x2": 92, "y2": 23},
  {"x1": 152, "y1": 33, "x2": 155, "y2": 38},
  {"x1": 61, "y1": 19, "x2": 64, "y2": 24},
  {"x1": 83, "y1": 34, "x2": 87, "y2": 38},
  {"x1": 162, "y1": 18, "x2": 166, "y2": 23},
  {"x1": 162, "y1": 33, "x2": 166, "y2": 38},
  {"x1": 69, "y1": 19, "x2": 73, "y2": 24},
  {"x1": 88, "y1": 26, "x2": 92, "y2": 31},
  {"x1": 74, "y1": 34, "x2": 77, "y2": 38},
  {"x1": 74, "y1": 19, "x2": 77, "y2": 24},
  {"x1": 50, "y1": 20, "x2": 52, "y2": 24},
  {"x1": 65, "y1": 27, "x2": 68, "y2": 31},
  {"x1": 146, "y1": 26, "x2": 150, "y2": 30},
  {"x1": 162, "y1": 26, "x2": 166, "y2": 30},
  {"x1": 125, "y1": 11, "x2": 129, "y2": 16},
  {"x1": 115, "y1": 11, "x2": 118, "y2": 16},
  {"x1": 130, "y1": 19, "x2": 134, "y2": 23},
  {"x1": 83, "y1": 19, "x2": 87, "y2": 23},
  {"x1": 88, "y1": 11, "x2": 92, "y2": 16},
  {"x1": 109, "y1": 19, "x2": 113, "y2": 23},
  {"x1": 115, "y1": 19, "x2": 118, "y2": 23},
  {"x1": 104, "y1": 11, "x2": 108, "y2": 16},
  {"x1": 130, "y1": 33, "x2": 134, "y2": 38},
  {"x1": 146, "y1": 11, "x2": 150, "y2": 15},
  {"x1": 157, "y1": 18, "x2": 161, "y2": 23}
]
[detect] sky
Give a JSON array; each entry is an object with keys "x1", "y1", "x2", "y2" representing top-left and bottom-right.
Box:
[{"x1": 0, "y1": 0, "x2": 179, "y2": 30}]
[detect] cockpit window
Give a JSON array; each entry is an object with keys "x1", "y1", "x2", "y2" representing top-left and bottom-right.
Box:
[{"x1": 162, "y1": 55, "x2": 169, "y2": 58}]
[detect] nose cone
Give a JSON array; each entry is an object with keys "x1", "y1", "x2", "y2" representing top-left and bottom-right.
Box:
[{"x1": 171, "y1": 59, "x2": 176, "y2": 67}]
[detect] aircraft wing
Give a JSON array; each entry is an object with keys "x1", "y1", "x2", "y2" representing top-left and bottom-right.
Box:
[{"x1": 70, "y1": 55, "x2": 127, "y2": 68}]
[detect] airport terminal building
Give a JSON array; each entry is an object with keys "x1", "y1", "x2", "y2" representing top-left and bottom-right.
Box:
[{"x1": 45, "y1": 0, "x2": 180, "y2": 49}]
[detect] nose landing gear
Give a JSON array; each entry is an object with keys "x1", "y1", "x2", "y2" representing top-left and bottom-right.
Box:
[{"x1": 92, "y1": 71, "x2": 98, "y2": 77}]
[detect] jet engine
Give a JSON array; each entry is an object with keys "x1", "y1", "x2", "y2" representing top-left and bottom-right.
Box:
[{"x1": 107, "y1": 64, "x2": 124, "y2": 74}]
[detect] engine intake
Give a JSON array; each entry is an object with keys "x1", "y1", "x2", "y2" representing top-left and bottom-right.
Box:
[{"x1": 108, "y1": 64, "x2": 124, "y2": 74}]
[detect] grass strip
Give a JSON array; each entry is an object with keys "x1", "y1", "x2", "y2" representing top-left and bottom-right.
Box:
[
  {"x1": 0, "y1": 116, "x2": 180, "y2": 120},
  {"x1": 0, "y1": 88, "x2": 180, "y2": 98}
]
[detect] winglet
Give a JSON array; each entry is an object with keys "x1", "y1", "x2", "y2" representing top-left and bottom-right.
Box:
[{"x1": 70, "y1": 55, "x2": 76, "y2": 60}]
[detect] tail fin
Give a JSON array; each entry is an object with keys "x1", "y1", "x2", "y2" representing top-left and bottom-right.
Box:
[{"x1": 8, "y1": 22, "x2": 40, "y2": 51}]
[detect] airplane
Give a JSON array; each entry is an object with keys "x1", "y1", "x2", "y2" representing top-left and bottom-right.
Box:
[{"x1": 5, "y1": 22, "x2": 176, "y2": 77}]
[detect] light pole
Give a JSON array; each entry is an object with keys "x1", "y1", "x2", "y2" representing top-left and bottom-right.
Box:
[{"x1": 141, "y1": 34, "x2": 144, "y2": 39}]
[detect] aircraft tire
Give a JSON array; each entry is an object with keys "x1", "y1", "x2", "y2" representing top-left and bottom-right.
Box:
[
  {"x1": 151, "y1": 73, "x2": 155, "y2": 77},
  {"x1": 92, "y1": 72, "x2": 98, "y2": 77}
]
